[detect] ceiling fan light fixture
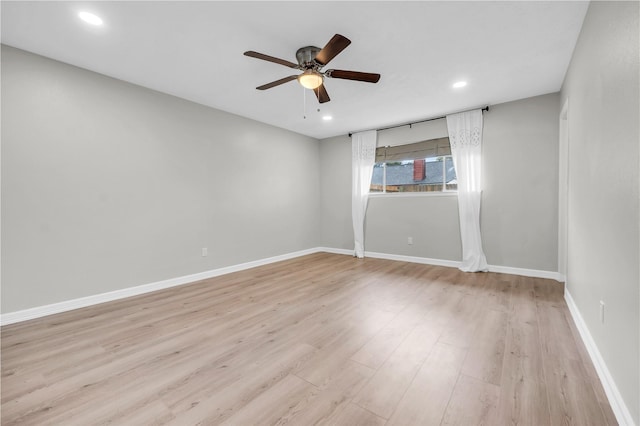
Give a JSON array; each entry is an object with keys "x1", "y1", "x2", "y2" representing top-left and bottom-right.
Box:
[{"x1": 298, "y1": 70, "x2": 323, "y2": 90}]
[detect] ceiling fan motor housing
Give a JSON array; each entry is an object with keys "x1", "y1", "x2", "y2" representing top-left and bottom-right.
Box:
[{"x1": 296, "y1": 46, "x2": 322, "y2": 69}]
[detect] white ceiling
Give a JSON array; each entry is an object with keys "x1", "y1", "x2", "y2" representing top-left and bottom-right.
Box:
[{"x1": 1, "y1": 1, "x2": 588, "y2": 139}]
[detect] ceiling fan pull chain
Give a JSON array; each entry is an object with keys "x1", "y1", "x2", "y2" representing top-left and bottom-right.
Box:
[{"x1": 303, "y1": 87, "x2": 307, "y2": 119}]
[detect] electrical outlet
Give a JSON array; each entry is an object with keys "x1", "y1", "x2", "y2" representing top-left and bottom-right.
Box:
[
  {"x1": 202, "y1": 247, "x2": 208, "y2": 257},
  {"x1": 600, "y1": 300, "x2": 605, "y2": 324},
  {"x1": 407, "y1": 237, "x2": 413, "y2": 245}
]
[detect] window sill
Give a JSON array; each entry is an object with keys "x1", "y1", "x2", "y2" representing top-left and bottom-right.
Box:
[{"x1": 369, "y1": 191, "x2": 458, "y2": 198}]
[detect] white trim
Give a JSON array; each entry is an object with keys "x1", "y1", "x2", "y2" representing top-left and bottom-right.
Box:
[
  {"x1": 364, "y1": 251, "x2": 462, "y2": 268},
  {"x1": 317, "y1": 247, "x2": 353, "y2": 256},
  {"x1": 369, "y1": 191, "x2": 458, "y2": 198},
  {"x1": 564, "y1": 289, "x2": 636, "y2": 426},
  {"x1": 487, "y1": 264, "x2": 563, "y2": 281},
  {"x1": 0, "y1": 248, "x2": 319, "y2": 326},
  {"x1": 364, "y1": 250, "x2": 562, "y2": 281},
  {"x1": 323, "y1": 249, "x2": 563, "y2": 281}
]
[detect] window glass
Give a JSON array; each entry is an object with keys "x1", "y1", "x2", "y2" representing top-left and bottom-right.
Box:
[{"x1": 370, "y1": 156, "x2": 457, "y2": 193}]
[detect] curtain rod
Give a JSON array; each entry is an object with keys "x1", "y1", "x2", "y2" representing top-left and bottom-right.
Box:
[{"x1": 348, "y1": 105, "x2": 490, "y2": 137}]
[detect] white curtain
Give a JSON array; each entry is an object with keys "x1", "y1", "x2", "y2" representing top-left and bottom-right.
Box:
[
  {"x1": 446, "y1": 110, "x2": 488, "y2": 272},
  {"x1": 351, "y1": 130, "x2": 377, "y2": 258}
]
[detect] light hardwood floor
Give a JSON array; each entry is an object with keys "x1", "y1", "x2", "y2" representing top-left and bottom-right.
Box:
[{"x1": 1, "y1": 253, "x2": 617, "y2": 425}]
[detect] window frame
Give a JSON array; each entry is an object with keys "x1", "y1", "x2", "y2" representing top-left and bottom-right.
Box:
[{"x1": 370, "y1": 154, "x2": 458, "y2": 196}]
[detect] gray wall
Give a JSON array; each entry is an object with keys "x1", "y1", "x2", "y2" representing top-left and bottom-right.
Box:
[
  {"x1": 560, "y1": 1, "x2": 639, "y2": 423},
  {"x1": 1, "y1": 45, "x2": 321, "y2": 313},
  {"x1": 319, "y1": 134, "x2": 353, "y2": 250},
  {"x1": 482, "y1": 94, "x2": 559, "y2": 270},
  {"x1": 320, "y1": 93, "x2": 559, "y2": 271}
]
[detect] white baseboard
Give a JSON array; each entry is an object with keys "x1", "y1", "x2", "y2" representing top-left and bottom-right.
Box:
[
  {"x1": 487, "y1": 264, "x2": 563, "y2": 281},
  {"x1": 564, "y1": 289, "x2": 636, "y2": 426},
  {"x1": 0, "y1": 247, "x2": 563, "y2": 326},
  {"x1": 364, "y1": 251, "x2": 462, "y2": 269},
  {"x1": 317, "y1": 247, "x2": 353, "y2": 256},
  {"x1": 0, "y1": 248, "x2": 320, "y2": 326},
  {"x1": 324, "y1": 249, "x2": 563, "y2": 281}
]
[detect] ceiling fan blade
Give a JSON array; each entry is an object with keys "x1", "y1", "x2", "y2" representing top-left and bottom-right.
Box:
[
  {"x1": 327, "y1": 69, "x2": 381, "y2": 83},
  {"x1": 256, "y1": 75, "x2": 298, "y2": 90},
  {"x1": 313, "y1": 84, "x2": 330, "y2": 103},
  {"x1": 314, "y1": 34, "x2": 351, "y2": 66},
  {"x1": 244, "y1": 51, "x2": 299, "y2": 69}
]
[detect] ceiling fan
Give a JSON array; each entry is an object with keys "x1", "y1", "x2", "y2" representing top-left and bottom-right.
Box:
[{"x1": 244, "y1": 34, "x2": 381, "y2": 104}]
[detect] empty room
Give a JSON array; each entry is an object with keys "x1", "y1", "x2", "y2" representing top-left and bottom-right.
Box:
[{"x1": 1, "y1": 1, "x2": 638, "y2": 425}]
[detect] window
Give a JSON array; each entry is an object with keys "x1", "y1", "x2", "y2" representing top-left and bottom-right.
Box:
[{"x1": 370, "y1": 137, "x2": 457, "y2": 193}]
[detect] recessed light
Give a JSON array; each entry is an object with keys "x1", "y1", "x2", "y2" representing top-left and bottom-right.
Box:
[
  {"x1": 453, "y1": 81, "x2": 467, "y2": 88},
  {"x1": 322, "y1": 116, "x2": 333, "y2": 121},
  {"x1": 78, "y1": 11, "x2": 103, "y2": 26}
]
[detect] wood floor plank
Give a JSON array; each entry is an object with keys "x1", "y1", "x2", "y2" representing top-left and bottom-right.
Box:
[
  {"x1": 116, "y1": 399, "x2": 175, "y2": 425},
  {"x1": 509, "y1": 275, "x2": 538, "y2": 325},
  {"x1": 537, "y1": 303, "x2": 585, "y2": 365},
  {"x1": 0, "y1": 254, "x2": 614, "y2": 426},
  {"x1": 294, "y1": 308, "x2": 397, "y2": 387},
  {"x1": 561, "y1": 304, "x2": 617, "y2": 424},
  {"x1": 321, "y1": 402, "x2": 386, "y2": 426},
  {"x1": 277, "y1": 361, "x2": 374, "y2": 425},
  {"x1": 350, "y1": 301, "x2": 429, "y2": 369},
  {"x1": 351, "y1": 321, "x2": 442, "y2": 419},
  {"x1": 600, "y1": 401, "x2": 619, "y2": 426},
  {"x1": 219, "y1": 374, "x2": 316, "y2": 426},
  {"x1": 438, "y1": 292, "x2": 484, "y2": 348},
  {"x1": 418, "y1": 273, "x2": 466, "y2": 327},
  {"x1": 537, "y1": 303, "x2": 607, "y2": 426},
  {"x1": 164, "y1": 343, "x2": 317, "y2": 425},
  {"x1": 441, "y1": 374, "x2": 500, "y2": 425},
  {"x1": 533, "y1": 277, "x2": 565, "y2": 307},
  {"x1": 386, "y1": 342, "x2": 466, "y2": 426},
  {"x1": 479, "y1": 273, "x2": 512, "y2": 312},
  {"x1": 461, "y1": 308, "x2": 508, "y2": 386},
  {"x1": 496, "y1": 318, "x2": 550, "y2": 426},
  {"x1": 543, "y1": 355, "x2": 608, "y2": 426}
]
